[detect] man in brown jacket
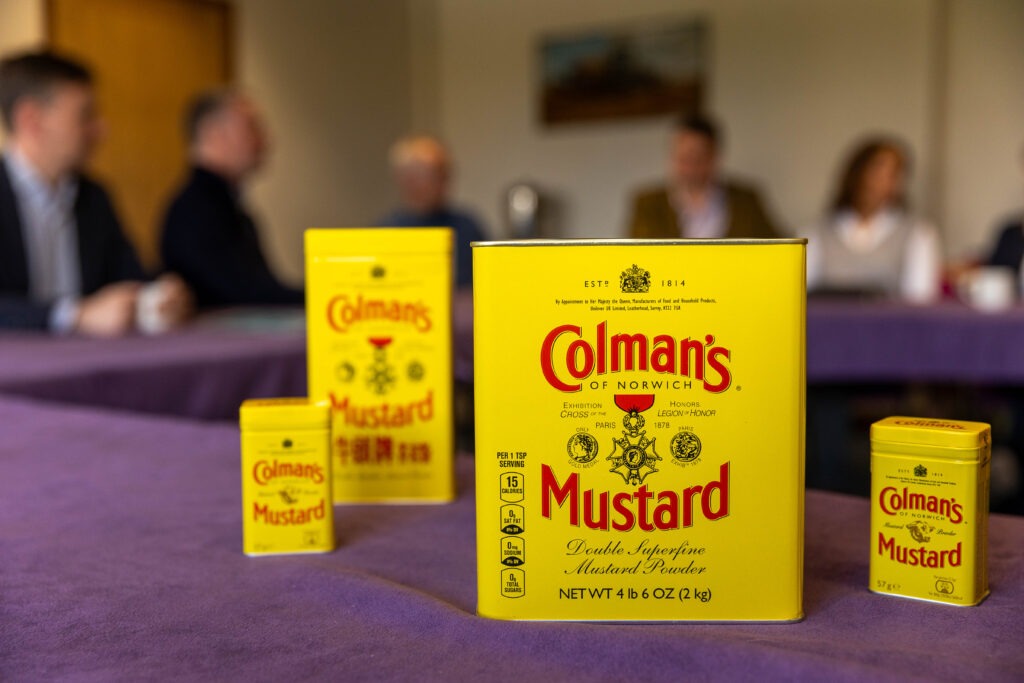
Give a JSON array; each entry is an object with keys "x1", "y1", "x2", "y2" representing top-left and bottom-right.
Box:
[{"x1": 628, "y1": 114, "x2": 780, "y2": 240}]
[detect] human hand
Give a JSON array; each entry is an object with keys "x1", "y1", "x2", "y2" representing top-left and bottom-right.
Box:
[{"x1": 75, "y1": 281, "x2": 142, "y2": 337}]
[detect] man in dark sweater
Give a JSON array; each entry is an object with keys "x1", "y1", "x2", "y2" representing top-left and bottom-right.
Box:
[
  {"x1": 160, "y1": 90, "x2": 302, "y2": 308},
  {"x1": 0, "y1": 51, "x2": 191, "y2": 335}
]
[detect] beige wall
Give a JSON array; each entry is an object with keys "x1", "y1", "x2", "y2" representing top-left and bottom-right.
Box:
[
  {"x1": 235, "y1": 0, "x2": 413, "y2": 282},
  {"x1": 0, "y1": 0, "x2": 414, "y2": 284},
  {"x1": 425, "y1": 0, "x2": 1022, "y2": 262},
  {"x1": 0, "y1": 0, "x2": 45, "y2": 148},
  {"x1": 429, "y1": 0, "x2": 942, "y2": 240},
  {"x1": 0, "y1": 0, "x2": 43, "y2": 53},
  {"x1": 944, "y1": 0, "x2": 1024, "y2": 258},
  {"x1": 0, "y1": 0, "x2": 1019, "y2": 271}
]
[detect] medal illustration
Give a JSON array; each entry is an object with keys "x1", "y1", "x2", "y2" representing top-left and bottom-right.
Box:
[
  {"x1": 670, "y1": 430, "x2": 702, "y2": 464},
  {"x1": 366, "y1": 337, "x2": 396, "y2": 395},
  {"x1": 566, "y1": 432, "x2": 598, "y2": 465},
  {"x1": 608, "y1": 394, "x2": 661, "y2": 485}
]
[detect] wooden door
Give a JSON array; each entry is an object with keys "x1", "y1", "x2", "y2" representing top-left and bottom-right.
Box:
[{"x1": 48, "y1": 0, "x2": 232, "y2": 270}]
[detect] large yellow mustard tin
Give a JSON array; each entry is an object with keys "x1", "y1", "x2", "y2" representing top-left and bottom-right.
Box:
[
  {"x1": 240, "y1": 398, "x2": 334, "y2": 555},
  {"x1": 473, "y1": 239, "x2": 806, "y2": 621},
  {"x1": 870, "y1": 417, "x2": 990, "y2": 606},
  {"x1": 306, "y1": 228, "x2": 455, "y2": 503}
]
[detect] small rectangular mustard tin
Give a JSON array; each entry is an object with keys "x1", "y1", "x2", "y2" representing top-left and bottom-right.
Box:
[
  {"x1": 240, "y1": 398, "x2": 334, "y2": 555},
  {"x1": 473, "y1": 239, "x2": 806, "y2": 621},
  {"x1": 305, "y1": 228, "x2": 455, "y2": 504},
  {"x1": 870, "y1": 417, "x2": 990, "y2": 605}
]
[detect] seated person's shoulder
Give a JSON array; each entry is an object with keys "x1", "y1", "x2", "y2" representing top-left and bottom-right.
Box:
[
  {"x1": 71, "y1": 174, "x2": 131, "y2": 239},
  {"x1": 721, "y1": 178, "x2": 767, "y2": 204},
  {"x1": 451, "y1": 205, "x2": 488, "y2": 239},
  {"x1": 630, "y1": 184, "x2": 671, "y2": 207},
  {"x1": 163, "y1": 171, "x2": 233, "y2": 226},
  {"x1": 74, "y1": 173, "x2": 116, "y2": 210},
  {"x1": 626, "y1": 184, "x2": 675, "y2": 238},
  {"x1": 986, "y1": 213, "x2": 1024, "y2": 265},
  {"x1": 994, "y1": 214, "x2": 1024, "y2": 240}
]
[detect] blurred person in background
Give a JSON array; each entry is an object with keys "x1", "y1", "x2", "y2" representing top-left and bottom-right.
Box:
[
  {"x1": 984, "y1": 144, "x2": 1024, "y2": 281},
  {"x1": 627, "y1": 113, "x2": 781, "y2": 240},
  {"x1": 160, "y1": 89, "x2": 303, "y2": 308},
  {"x1": 805, "y1": 137, "x2": 941, "y2": 302},
  {"x1": 0, "y1": 51, "x2": 191, "y2": 336},
  {"x1": 379, "y1": 135, "x2": 487, "y2": 289}
]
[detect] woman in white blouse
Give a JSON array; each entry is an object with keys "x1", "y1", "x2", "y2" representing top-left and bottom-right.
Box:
[{"x1": 806, "y1": 137, "x2": 941, "y2": 303}]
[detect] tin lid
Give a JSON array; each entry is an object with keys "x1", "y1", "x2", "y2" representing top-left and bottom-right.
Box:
[
  {"x1": 871, "y1": 416, "x2": 990, "y2": 452},
  {"x1": 239, "y1": 398, "x2": 330, "y2": 431},
  {"x1": 471, "y1": 238, "x2": 807, "y2": 248},
  {"x1": 305, "y1": 227, "x2": 452, "y2": 254}
]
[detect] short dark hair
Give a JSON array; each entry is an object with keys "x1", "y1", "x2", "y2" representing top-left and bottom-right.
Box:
[
  {"x1": 0, "y1": 51, "x2": 92, "y2": 131},
  {"x1": 674, "y1": 113, "x2": 721, "y2": 149},
  {"x1": 830, "y1": 136, "x2": 910, "y2": 213},
  {"x1": 184, "y1": 88, "x2": 235, "y2": 145}
]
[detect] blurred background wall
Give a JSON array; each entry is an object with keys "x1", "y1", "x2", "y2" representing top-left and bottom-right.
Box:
[
  {"x1": 0, "y1": 0, "x2": 1020, "y2": 281},
  {"x1": 427, "y1": 0, "x2": 1024, "y2": 257}
]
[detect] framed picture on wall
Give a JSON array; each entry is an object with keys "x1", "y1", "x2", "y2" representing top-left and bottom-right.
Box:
[{"x1": 540, "y1": 18, "x2": 707, "y2": 126}]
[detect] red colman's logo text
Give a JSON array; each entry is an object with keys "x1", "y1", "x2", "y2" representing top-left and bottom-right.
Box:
[
  {"x1": 540, "y1": 322, "x2": 731, "y2": 393},
  {"x1": 327, "y1": 294, "x2": 431, "y2": 333},
  {"x1": 252, "y1": 460, "x2": 325, "y2": 486},
  {"x1": 878, "y1": 486, "x2": 964, "y2": 524},
  {"x1": 540, "y1": 462, "x2": 730, "y2": 531}
]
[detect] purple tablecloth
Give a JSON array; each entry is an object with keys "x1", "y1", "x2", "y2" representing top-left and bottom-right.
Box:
[
  {"x1": 808, "y1": 300, "x2": 1024, "y2": 383},
  {"x1": 0, "y1": 311, "x2": 308, "y2": 420},
  {"x1": 2, "y1": 396, "x2": 1021, "y2": 681},
  {"x1": 0, "y1": 303, "x2": 475, "y2": 420}
]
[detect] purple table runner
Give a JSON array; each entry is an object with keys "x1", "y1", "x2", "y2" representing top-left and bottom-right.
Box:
[{"x1": 1, "y1": 397, "x2": 1021, "y2": 681}]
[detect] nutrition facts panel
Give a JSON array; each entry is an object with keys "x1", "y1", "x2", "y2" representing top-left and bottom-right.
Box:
[{"x1": 499, "y1": 469, "x2": 526, "y2": 598}]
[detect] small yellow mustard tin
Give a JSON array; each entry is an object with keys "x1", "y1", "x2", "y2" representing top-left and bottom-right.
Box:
[
  {"x1": 870, "y1": 417, "x2": 990, "y2": 605},
  {"x1": 240, "y1": 398, "x2": 334, "y2": 555}
]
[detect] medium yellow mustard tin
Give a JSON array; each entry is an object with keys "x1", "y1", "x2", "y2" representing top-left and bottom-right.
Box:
[
  {"x1": 240, "y1": 398, "x2": 334, "y2": 555},
  {"x1": 870, "y1": 417, "x2": 990, "y2": 606},
  {"x1": 473, "y1": 239, "x2": 806, "y2": 621},
  {"x1": 305, "y1": 228, "x2": 455, "y2": 503}
]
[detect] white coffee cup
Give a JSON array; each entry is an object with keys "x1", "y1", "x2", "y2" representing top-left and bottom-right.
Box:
[
  {"x1": 136, "y1": 280, "x2": 175, "y2": 335},
  {"x1": 963, "y1": 267, "x2": 1015, "y2": 312}
]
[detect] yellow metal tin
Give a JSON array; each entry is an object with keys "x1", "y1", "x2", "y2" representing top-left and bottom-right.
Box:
[
  {"x1": 305, "y1": 228, "x2": 455, "y2": 503},
  {"x1": 870, "y1": 417, "x2": 990, "y2": 606},
  {"x1": 240, "y1": 398, "x2": 334, "y2": 555},
  {"x1": 473, "y1": 239, "x2": 806, "y2": 621}
]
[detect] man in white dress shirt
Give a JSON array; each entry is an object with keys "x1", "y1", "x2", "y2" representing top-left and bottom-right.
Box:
[{"x1": 0, "y1": 51, "x2": 191, "y2": 335}]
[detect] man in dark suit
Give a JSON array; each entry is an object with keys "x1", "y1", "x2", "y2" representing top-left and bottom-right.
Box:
[
  {"x1": 160, "y1": 90, "x2": 302, "y2": 308},
  {"x1": 0, "y1": 51, "x2": 191, "y2": 335},
  {"x1": 627, "y1": 114, "x2": 781, "y2": 240}
]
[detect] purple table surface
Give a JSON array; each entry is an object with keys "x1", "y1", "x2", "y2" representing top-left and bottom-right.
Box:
[
  {"x1": 1, "y1": 396, "x2": 1022, "y2": 682},
  {"x1": 0, "y1": 303, "x2": 474, "y2": 421},
  {"x1": 808, "y1": 300, "x2": 1024, "y2": 383},
  {"x1": 0, "y1": 309, "x2": 308, "y2": 420}
]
